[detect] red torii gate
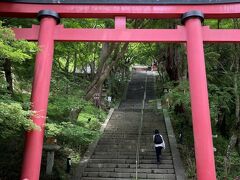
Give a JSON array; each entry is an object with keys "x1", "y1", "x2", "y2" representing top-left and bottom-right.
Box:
[{"x1": 1, "y1": 1, "x2": 240, "y2": 180}]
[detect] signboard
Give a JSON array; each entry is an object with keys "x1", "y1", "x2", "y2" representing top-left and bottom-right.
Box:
[
  {"x1": 107, "y1": 96, "x2": 112, "y2": 102},
  {"x1": 3, "y1": 0, "x2": 240, "y2": 4},
  {"x1": 93, "y1": 93, "x2": 100, "y2": 100}
]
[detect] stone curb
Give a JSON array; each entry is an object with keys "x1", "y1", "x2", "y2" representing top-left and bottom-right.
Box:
[
  {"x1": 72, "y1": 108, "x2": 115, "y2": 180},
  {"x1": 157, "y1": 100, "x2": 186, "y2": 180}
]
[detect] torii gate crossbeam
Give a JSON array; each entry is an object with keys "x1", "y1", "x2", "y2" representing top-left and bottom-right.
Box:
[
  {"x1": 2, "y1": 1, "x2": 239, "y2": 180},
  {"x1": 13, "y1": 25, "x2": 240, "y2": 42},
  {"x1": 2, "y1": 2, "x2": 240, "y2": 18}
]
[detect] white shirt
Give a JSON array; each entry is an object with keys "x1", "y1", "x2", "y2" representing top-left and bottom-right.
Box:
[{"x1": 153, "y1": 134, "x2": 165, "y2": 149}]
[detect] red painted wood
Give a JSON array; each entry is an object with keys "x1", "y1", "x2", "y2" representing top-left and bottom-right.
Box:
[
  {"x1": 13, "y1": 25, "x2": 186, "y2": 42},
  {"x1": 2, "y1": 2, "x2": 240, "y2": 18},
  {"x1": 13, "y1": 25, "x2": 240, "y2": 42},
  {"x1": 115, "y1": 16, "x2": 126, "y2": 29},
  {"x1": 202, "y1": 26, "x2": 240, "y2": 43},
  {"x1": 20, "y1": 17, "x2": 56, "y2": 180},
  {"x1": 185, "y1": 17, "x2": 216, "y2": 180},
  {"x1": 13, "y1": 25, "x2": 40, "y2": 41}
]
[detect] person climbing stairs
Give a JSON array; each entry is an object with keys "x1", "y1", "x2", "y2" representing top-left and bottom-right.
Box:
[{"x1": 74, "y1": 71, "x2": 184, "y2": 180}]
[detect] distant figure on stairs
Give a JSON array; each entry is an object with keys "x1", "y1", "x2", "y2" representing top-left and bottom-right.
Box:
[{"x1": 153, "y1": 129, "x2": 165, "y2": 164}]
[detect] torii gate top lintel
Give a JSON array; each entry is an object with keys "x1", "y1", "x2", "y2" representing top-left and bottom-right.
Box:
[
  {"x1": 2, "y1": 0, "x2": 240, "y2": 4},
  {"x1": 1, "y1": 1, "x2": 240, "y2": 19}
]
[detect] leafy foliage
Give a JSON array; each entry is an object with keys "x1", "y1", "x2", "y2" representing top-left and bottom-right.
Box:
[
  {"x1": 0, "y1": 21, "x2": 37, "y2": 62},
  {"x1": 0, "y1": 21, "x2": 38, "y2": 139},
  {"x1": 0, "y1": 100, "x2": 36, "y2": 138},
  {"x1": 45, "y1": 122, "x2": 99, "y2": 148}
]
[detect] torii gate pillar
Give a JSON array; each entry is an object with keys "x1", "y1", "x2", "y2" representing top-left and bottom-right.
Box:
[
  {"x1": 182, "y1": 11, "x2": 216, "y2": 180},
  {"x1": 21, "y1": 10, "x2": 60, "y2": 180}
]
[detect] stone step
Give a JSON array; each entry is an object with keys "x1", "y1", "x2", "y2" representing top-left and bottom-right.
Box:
[
  {"x1": 94, "y1": 149, "x2": 135, "y2": 152},
  {"x1": 99, "y1": 141, "x2": 164, "y2": 145},
  {"x1": 95, "y1": 146, "x2": 137, "y2": 150},
  {"x1": 139, "y1": 151, "x2": 171, "y2": 154},
  {"x1": 91, "y1": 155, "x2": 172, "y2": 160},
  {"x1": 139, "y1": 145, "x2": 170, "y2": 148},
  {"x1": 106, "y1": 123, "x2": 140, "y2": 125},
  {"x1": 97, "y1": 141, "x2": 137, "y2": 145},
  {"x1": 105, "y1": 126, "x2": 139, "y2": 128},
  {"x1": 102, "y1": 134, "x2": 139, "y2": 136},
  {"x1": 97, "y1": 142, "x2": 138, "y2": 144},
  {"x1": 82, "y1": 177, "x2": 175, "y2": 180},
  {"x1": 101, "y1": 135, "x2": 168, "y2": 138},
  {"x1": 88, "y1": 159, "x2": 173, "y2": 164},
  {"x1": 87, "y1": 163, "x2": 174, "y2": 169},
  {"x1": 96, "y1": 145, "x2": 163, "y2": 149},
  {"x1": 94, "y1": 147, "x2": 170, "y2": 152},
  {"x1": 98, "y1": 139, "x2": 137, "y2": 142},
  {"x1": 96, "y1": 143, "x2": 169, "y2": 147},
  {"x1": 96, "y1": 142, "x2": 169, "y2": 145},
  {"x1": 83, "y1": 171, "x2": 175, "y2": 179},
  {"x1": 93, "y1": 152, "x2": 137, "y2": 155},
  {"x1": 94, "y1": 151, "x2": 171, "y2": 156},
  {"x1": 93, "y1": 150, "x2": 170, "y2": 154},
  {"x1": 101, "y1": 134, "x2": 138, "y2": 137},
  {"x1": 104, "y1": 131, "x2": 139, "y2": 134},
  {"x1": 99, "y1": 138, "x2": 138, "y2": 140},
  {"x1": 93, "y1": 150, "x2": 171, "y2": 155},
  {"x1": 106, "y1": 124, "x2": 139, "y2": 126},
  {"x1": 98, "y1": 140, "x2": 169, "y2": 144},
  {"x1": 104, "y1": 129, "x2": 139, "y2": 131},
  {"x1": 84, "y1": 167, "x2": 174, "y2": 174},
  {"x1": 99, "y1": 138, "x2": 138, "y2": 141},
  {"x1": 95, "y1": 145, "x2": 138, "y2": 148}
]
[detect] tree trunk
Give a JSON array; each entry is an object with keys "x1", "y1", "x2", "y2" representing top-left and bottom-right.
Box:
[
  {"x1": 65, "y1": 54, "x2": 70, "y2": 94},
  {"x1": 73, "y1": 51, "x2": 78, "y2": 81},
  {"x1": 224, "y1": 134, "x2": 238, "y2": 176},
  {"x1": 85, "y1": 43, "x2": 114, "y2": 94},
  {"x1": 85, "y1": 43, "x2": 128, "y2": 101},
  {"x1": 3, "y1": 59, "x2": 14, "y2": 94},
  {"x1": 85, "y1": 63, "x2": 115, "y2": 101},
  {"x1": 165, "y1": 44, "x2": 179, "y2": 82},
  {"x1": 216, "y1": 108, "x2": 227, "y2": 136},
  {"x1": 90, "y1": 61, "x2": 96, "y2": 80}
]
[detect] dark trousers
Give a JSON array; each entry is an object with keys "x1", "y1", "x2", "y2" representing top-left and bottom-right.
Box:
[{"x1": 155, "y1": 146, "x2": 163, "y2": 162}]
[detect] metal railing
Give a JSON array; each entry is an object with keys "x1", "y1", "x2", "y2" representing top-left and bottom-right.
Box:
[{"x1": 135, "y1": 72, "x2": 148, "y2": 180}]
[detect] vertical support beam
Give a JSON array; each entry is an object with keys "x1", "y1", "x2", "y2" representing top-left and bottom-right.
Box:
[
  {"x1": 182, "y1": 11, "x2": 216, "y2": 180},
  {"x1": 115, "y1": 16, "x2": 126, "y2": 29},
  {"x1": 21, "y1": 10, "x2": 60, "y2": 180}
]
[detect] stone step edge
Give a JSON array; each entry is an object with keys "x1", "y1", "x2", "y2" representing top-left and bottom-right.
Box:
[
  {"x1": 161, "y1": 102, "x2": 186, "y2": 180},
  {"x1": 84, "y1": 168, "x2": 175, "y2": 173},
  {"x1": 82, "y1": 178, "x2": 175, "y2": 180},
  {"x1": 87, "y1": 163, "x2": 174, "y2": 168},
  {"x1": 82, "y1": 172, "x2": 176, "y2": 178},
  {"x1": 84, "y1": 167, "x2": 174, "y2": 172}
]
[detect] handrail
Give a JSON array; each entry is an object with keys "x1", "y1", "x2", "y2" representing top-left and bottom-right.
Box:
[{"x1": 135, "y1": 72, "x2": 148, "y2": 180}]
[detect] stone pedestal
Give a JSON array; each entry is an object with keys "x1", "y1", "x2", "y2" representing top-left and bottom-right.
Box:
[{"x1": 43, "y1": 142, "x2": 60, "y2": 175}]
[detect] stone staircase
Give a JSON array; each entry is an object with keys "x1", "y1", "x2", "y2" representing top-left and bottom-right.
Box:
[
  {"x1": 138, "y1": 111, "x2": 175, "y2": 179},
  {"x1": 82, "y1": 110, "x2": 141, "y2": 180},
  {"x1": 76, "y1": 71, "x2": 179, "y2": 180}
]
